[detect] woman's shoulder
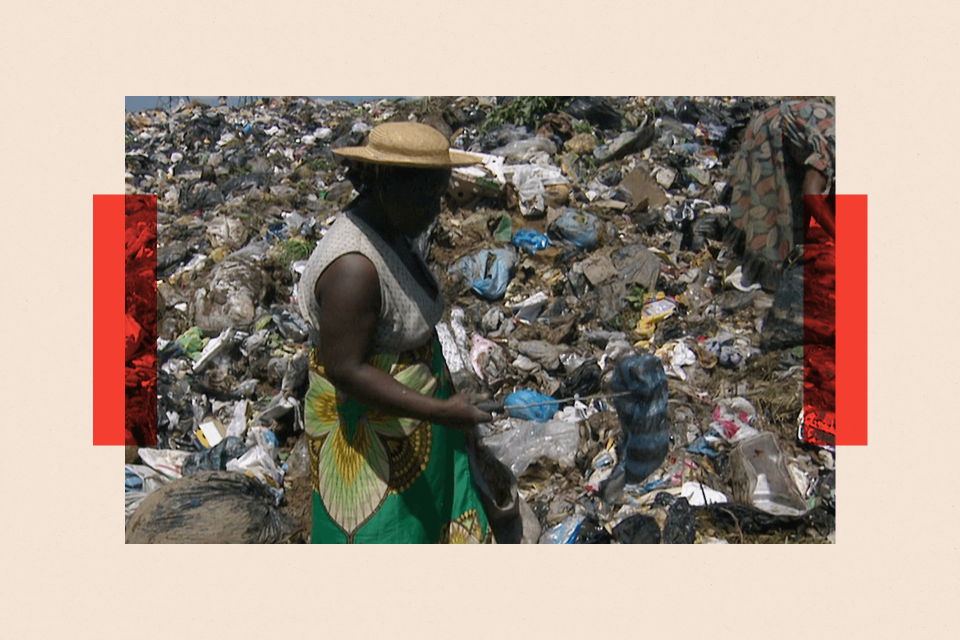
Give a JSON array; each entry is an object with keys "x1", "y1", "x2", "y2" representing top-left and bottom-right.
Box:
[{"x1": 314, "y1": 213, "x2": 367, "y2": 257}]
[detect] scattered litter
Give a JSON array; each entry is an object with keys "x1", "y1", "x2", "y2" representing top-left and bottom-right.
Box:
[{"x1": 133, "y1": 96, "x2": 834, "y2": 544}]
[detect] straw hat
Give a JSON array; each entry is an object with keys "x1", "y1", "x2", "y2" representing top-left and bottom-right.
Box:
[{"x1": 332, "y1": 122, "x2": 480, "y2": 168}]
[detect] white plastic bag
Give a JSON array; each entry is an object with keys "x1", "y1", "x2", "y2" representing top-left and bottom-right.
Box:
[
  {"x1": 482, "y1": 418, "x2": 580, "y2": 477},
  {"x1": 226, "y1": 426, "x2": 283, "y2": 489}
]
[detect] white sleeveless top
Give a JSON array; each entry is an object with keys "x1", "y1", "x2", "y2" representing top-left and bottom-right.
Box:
[{"x1": 298, "y1": 211, "x2": 444, "y2": 354}]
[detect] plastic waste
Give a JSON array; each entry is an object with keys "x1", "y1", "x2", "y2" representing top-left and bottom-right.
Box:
[
  {"x1": 512, "y1": 229, "x2": 551, "y2": 254},
  {"x1": 635, "y1": 293, "x2": 678, "y2": 339},
  {"x1": 515, "y1": 340, "x2": 561, "y2": 372},
  {"x1": 503, "y1": 164, "x2": 567, "y2": 217},
  {"x1": 271, "y1": 308, "x2": 311, "y2": 342},
  {"x1": 539, "y1": 513, "x2": 586, "y2": 544},
  {"x1": 182, "y1": 436, "x2": 249, "y2": 476},
  {"x1": 491, "y1": 136, "x2": 557, "y2": 163},
  {"x1": 192, "y1": 327, "x2": 238, "y2": 373},
  {"x1": 482, "y1": 417, "x2": 580, "y2": 477},
  {"x1": 610, "y1": 355, "x2": 670, "y2": 484},
  {"x1": 125, "y1": 464, "x2": 168, "y2": 494},
  {"x1": 452, "y1": 247, "x2": 517, "y2": 301},
  {"x1": 469, "y1": 334, "x2": 504, "y2": 382},
  {"x1": 550, "y1": 209, "x2": 600, "y2": 251},
  {"x1": 612, "y1": 514, "x2": 661, "y2": 544},
  {"x1": 191, "y1": 256, "x2": 268, "y2": 333},
  {"x1": 680, "y1": 481, "x2": 728, "y2": 506},
  {"x1": 510, "y1": 291, "x2": 550, "y2": 323},
  {"x1": 175, "y1": 326, "x2": 208, "y2": 361},
  {"x1": 593, "y1": 121, "x2": 653, "y2": 164},
  {"x1": 503, "y1": 390, "x2": 559, "y2": 422},
  {"x1": 137, "y1": 448, "x2": 192, "y2": 480},
  {"x1": 225, "y1": 426, "x2": 284, "y2": 492},
  {"x1": 730, "y1": 432, "x2": 809, "y2": 517},
  {"x1": 563, "y1": 97, "x2": 623, "y2": 130},
  {"x1": 710, "y1": 397, "x2": 760, "y2": 442},
  {"x1": 553, "y1": 359, "x2": 602, "y2": 399},
  {"x1": 492, "y1": 214, "x2": 513, "y2": 242}
]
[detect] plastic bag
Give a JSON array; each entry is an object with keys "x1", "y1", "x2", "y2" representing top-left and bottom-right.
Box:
[
  {"x1": 539, "y1": 513, "x2": 586, "y2": 544},
  {"x1": 512, "y1": 229, "x2": 551, "y2": 254},
  {"x1": 138, "y1": 448, "x2": 192, "y2": 480},
  {"x1": 504, "y1": 164, "x2": 567, "y2": 217},
  {"x1": 503, "y1": 390, "x2": 559, "y2": 422},
  {"x1": 482, "y1": 418, "x2": 580, "y2": 477},
  {"x1": 610, "y1": 355, "x2": 670, "y2": 484},
  {"x1": 491, "y1": 137, "x2": 557, "y2": 163},
  {"x1": 550, "y1": 209, "x2": 600, "y2": 251},
  {"x1": 175, "y1": 326, "x2": 208, "y2": 361},
  {"x1": 710, "y1": 397, "x2": 760, "y2": 442},
  {"x1": 730, "y1": 433, "x2": 808, "y2": 517},
  {"x1": 563, "y1": 97, "x2": 623, "y2": 130},
  {"x1": 226, "y1": 426, "x2": 284, "y2": 492},
  {"x1": 452, "y1": 248, "x2": 517, "y2": 301},
  {"x1": 182, "y1": 436, "x2": 249, "y2": 476},
  {"x1": 125, "y1": 464, "x2": 168, "y2": 494},
  {"x1": 125, "y1": 464, "x2": 172, "y2": 526}
]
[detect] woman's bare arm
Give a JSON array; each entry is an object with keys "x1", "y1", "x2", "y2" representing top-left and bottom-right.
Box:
[{"x1": 315, "y1": 253, "x2": 490, "y2": 431}]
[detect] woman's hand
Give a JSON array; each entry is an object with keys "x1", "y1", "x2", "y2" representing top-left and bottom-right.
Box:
[
  {"x1": 438, "y1": 394, "x2": 493, "y2": 432},
  {"x1": 803, "y1": 169, "x2": 835, "y2": 240},
  {"x1": 317, "y1": 253, "x2": 490, "y2": 433}
]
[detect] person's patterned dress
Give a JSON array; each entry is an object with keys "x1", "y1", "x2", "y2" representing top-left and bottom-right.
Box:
[
  {"x1": 725, "y1": 100, "x2": 835, "y2": 290},
  {"x1": 298, "y1": 211, "x2": 492, "y2": 543}
]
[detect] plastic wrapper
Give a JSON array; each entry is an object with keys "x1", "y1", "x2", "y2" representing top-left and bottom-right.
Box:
[{"x1": 710, "y1": 397, "x2": 760, "y2": 442}]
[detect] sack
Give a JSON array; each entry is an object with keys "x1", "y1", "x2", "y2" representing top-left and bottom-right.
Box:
[
  {"x1": 125, "y1": 470, "x2": 299, "y2": 544},
  {"x1": 465, "y1": 436, "x2": 540, "y2": 544}
]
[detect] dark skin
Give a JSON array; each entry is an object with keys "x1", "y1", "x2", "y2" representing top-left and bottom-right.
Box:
[
  {"x1": 314, "y1": 165, "x2": 491, "y2": 432},
  {"x1": 803, "y1": 169, "x2": 835, "y2": 240}
]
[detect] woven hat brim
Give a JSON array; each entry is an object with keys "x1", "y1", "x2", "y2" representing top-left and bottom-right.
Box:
[{"x1": 332, "y1": 146, "x2": 481, "y2": 167}]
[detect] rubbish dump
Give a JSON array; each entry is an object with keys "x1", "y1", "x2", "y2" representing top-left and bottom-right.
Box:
[{"x1": 128, "y1": 96, "x2": 836, "y2": 543}]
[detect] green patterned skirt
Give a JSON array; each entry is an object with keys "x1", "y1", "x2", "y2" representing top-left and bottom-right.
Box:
[{"x1": 304, "y1": 339, "x2": 492, "y2": 543}]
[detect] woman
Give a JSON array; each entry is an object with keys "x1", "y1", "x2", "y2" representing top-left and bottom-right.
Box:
[
  {"x1": 724, "y1": 100, "x2": 836, "y2": 291},
  {"x1": 298, "y1": 122, "x2": 494, "y2": 543}
]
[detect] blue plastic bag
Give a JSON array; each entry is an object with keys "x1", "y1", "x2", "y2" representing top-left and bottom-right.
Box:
[
  {"x1": 551, "y1": 209, "x2": 600, "y2": 251},
  {"x1": 125, "y1": 467, "x2": 144, "y2": 493},
  {"x1": 504, "y1": 389, "x2": 559, "y2": 422},
  {"x1": 540, "y1": 514, "x2": 586, "y2": 544},
  {"x1": 512, "y1": 229, "x2": 551, "y2": 254},
  {"x1": 452, "y1": 248, "x2": 517, "y2": 301}
]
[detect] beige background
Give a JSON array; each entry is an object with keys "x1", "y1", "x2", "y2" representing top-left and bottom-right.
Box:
[{"x1": 2, "y1": 2, "x2": 958, "y2": 638}]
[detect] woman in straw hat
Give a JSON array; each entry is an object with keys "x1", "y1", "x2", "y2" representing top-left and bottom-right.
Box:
[{"x1": 298, "y1": 122, "x2": 494, "y2": 543}]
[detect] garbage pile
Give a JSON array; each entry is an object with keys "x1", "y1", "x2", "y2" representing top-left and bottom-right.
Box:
[
  {"x1": 125, "y1": 196, "x2": 158, "y2": 447},
  {"x1": 126, "y1": 96, "x2": 835, "y2": 543}
]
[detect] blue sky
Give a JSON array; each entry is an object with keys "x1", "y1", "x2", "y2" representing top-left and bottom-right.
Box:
[{"x1": 125, "y1": 96, "x2": 403, "y2": 111}]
